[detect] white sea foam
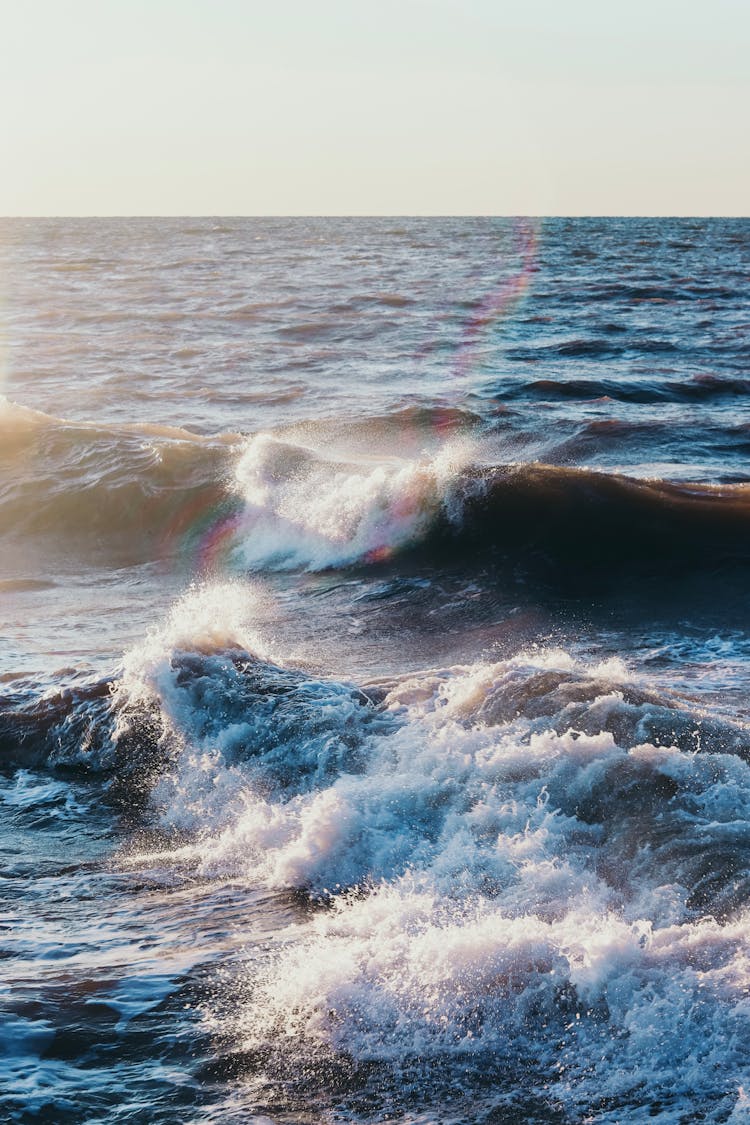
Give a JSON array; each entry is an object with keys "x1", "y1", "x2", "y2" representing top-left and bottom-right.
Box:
[
  {"x1": 116, "y1": 600, "x2": 750, "y2": 1120},
  {"x1": 113, "y1": 581, "x2": 275, "y2": 799},
  {"x1": 117, "y1": 581, "x2": 271, "y2": 703},
  {"x1": 231, "y1": 433, "x2": 478, "y2": 570}
]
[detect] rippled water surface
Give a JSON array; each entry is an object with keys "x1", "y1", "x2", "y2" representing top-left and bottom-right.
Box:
[{"x1": 1, "y1": 217, "x2": 749, "y2": 1124}]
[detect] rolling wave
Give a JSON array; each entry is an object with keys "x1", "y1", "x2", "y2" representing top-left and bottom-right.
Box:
[
  {"x1": 3, "y1": 401, "x2": 750, "y2": 585},
  {"x1": 494, "y1": 373, "x2": 750, "y2": 403},
  {"x1": 0, "y1": 396, "x2": 240, "y2": 555},
  {"x1": 230, "y1": 434, "x2": 750, "y2": 579}
]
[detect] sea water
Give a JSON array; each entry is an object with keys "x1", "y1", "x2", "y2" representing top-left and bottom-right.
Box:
[{"x1": 1, "y1": 217, "x2": 749, "y2": 1123}]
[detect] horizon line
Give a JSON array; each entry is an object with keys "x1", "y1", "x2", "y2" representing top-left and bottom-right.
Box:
[{"x1": 1, "y1": 213, "x2": 748, "y2": 221}]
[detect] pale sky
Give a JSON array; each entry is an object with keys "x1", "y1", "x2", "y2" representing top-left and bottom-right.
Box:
[{"x1": 1, "y1": 0, "x2": 748, "y2": 215}]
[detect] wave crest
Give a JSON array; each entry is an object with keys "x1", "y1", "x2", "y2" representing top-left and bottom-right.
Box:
[{"x1": 228, "y1": 435, "x2": 750, "y2": 579}]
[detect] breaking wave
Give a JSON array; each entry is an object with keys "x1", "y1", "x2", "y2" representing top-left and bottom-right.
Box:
[
  {"x1": 4, "y1": 399, "x2": 750, "y2": 588},
  {"x1": 4, "y1": 579, "x2": 750, "y2": 1119},
  {"x1": 32, "y1": 585, "x2": 750, "y2": 1121},
  {"x1": 229, "y1": 433, "x2": 750, "y2": 580}
]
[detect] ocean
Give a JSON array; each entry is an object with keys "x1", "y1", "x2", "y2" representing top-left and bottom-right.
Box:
[{"x1": 1, "y1": 216, "x2": 749, "y2": 1124}]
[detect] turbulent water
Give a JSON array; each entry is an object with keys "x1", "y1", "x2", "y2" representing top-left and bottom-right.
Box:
[{"x1": 1, "y1": 216, "x2": 750, "y2": 1124}]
